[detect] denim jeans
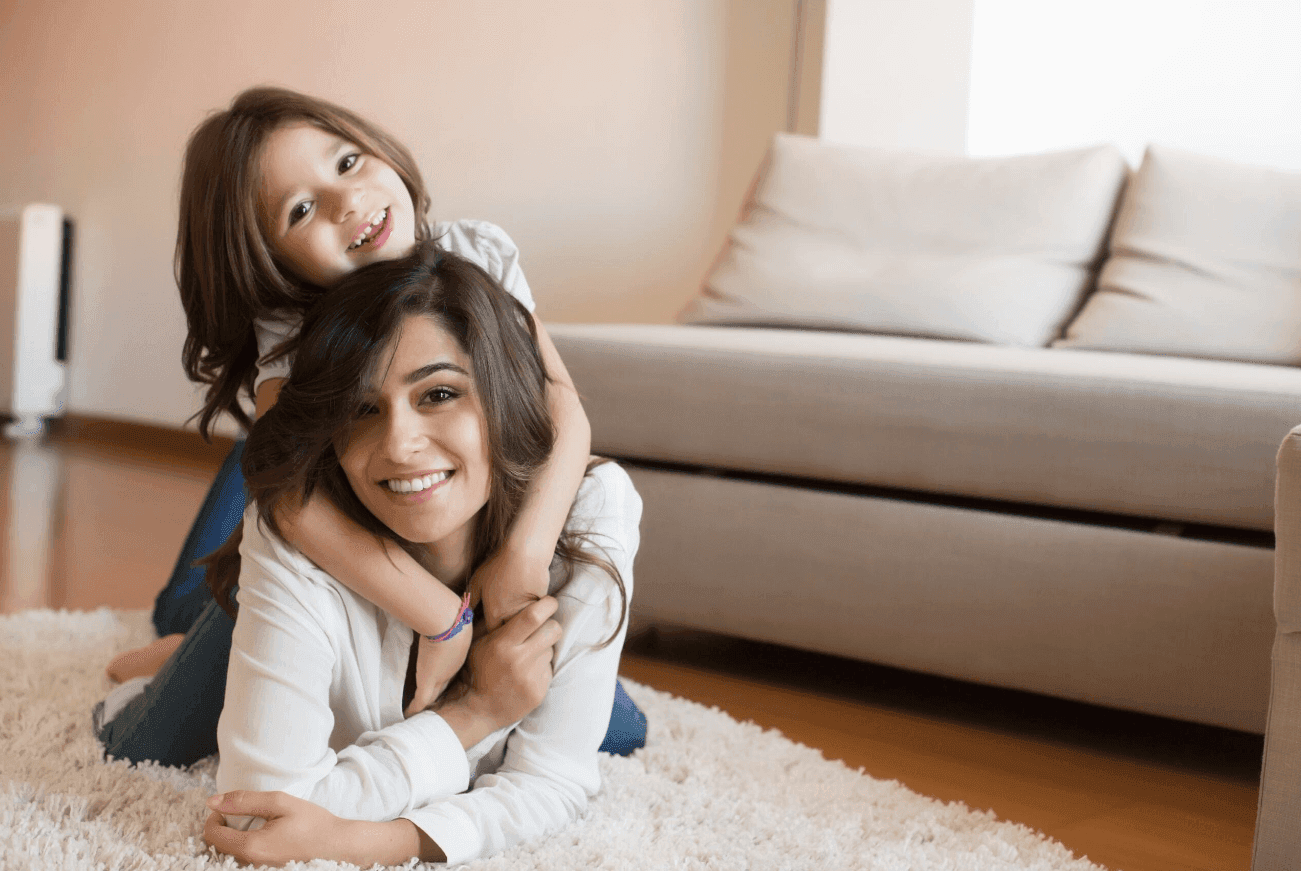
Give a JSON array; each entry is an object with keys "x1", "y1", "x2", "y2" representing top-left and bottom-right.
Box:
[{"x1": 99, "y1": 440, "x2": 647, "y2": 767}]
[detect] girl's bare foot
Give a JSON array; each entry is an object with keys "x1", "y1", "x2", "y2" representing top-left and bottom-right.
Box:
[{"x1": 105, "y1": 633, "x2": 185, "y2": 682}]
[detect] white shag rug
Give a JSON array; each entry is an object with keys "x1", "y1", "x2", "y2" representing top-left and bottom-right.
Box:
[{"x1": 0, "y1": 608, "x2": 1110, "y2": 871}]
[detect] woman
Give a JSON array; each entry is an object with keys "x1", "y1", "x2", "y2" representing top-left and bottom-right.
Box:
[
  {"x1": 200, "y1": 242, "x2": 639, "y2": 866},
  {"x1": 97, "y1": 87, "x2": 644, "y2": 766}
]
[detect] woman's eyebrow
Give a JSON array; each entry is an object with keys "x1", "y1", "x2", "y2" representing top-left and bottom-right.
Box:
[{"x1": 404, "y1": 361, "x2": 469, "y2": 384}]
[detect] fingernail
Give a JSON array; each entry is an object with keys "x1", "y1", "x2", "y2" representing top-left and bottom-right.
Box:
[{"x1": 206, "y1": 793, "x2": 224, "y2": 809}]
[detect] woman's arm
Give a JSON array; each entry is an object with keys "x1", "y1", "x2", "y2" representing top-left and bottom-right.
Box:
[
  {"x1": 474, "y1": 317, "x2": 592, "y2": 629},
  {"x1": 406, "y1": 464, "x2": 642, "y2": 866},
  {"x1": 207, "y1": 597, "x2": 565, "y2": 865},
  {"x1": 205, "y1": 792, "x2": 444, "y2": 866}
]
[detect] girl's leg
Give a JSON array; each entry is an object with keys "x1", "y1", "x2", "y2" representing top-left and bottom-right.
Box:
[
  {"x1": 97, "y1": 598, "x2": 233, "y2": 767},
  {"x1": 152, "y1": 440, "x2": 246, "y2": 637},
  {"x1": 599, "y1": 678, "x2": 647, "y2": 756}
]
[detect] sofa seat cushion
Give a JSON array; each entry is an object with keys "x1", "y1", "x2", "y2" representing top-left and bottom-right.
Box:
[{"x1": 550, "y1": 323, "x2": 1301, "y2": 531}]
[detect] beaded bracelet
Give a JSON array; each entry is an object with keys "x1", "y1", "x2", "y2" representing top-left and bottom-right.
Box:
[{"x1": 425, "y1": 590, "x2": 474, "y2": 642}]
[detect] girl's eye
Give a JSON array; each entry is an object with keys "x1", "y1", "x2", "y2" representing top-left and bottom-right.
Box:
[
  {"x1": 288, "y1": 201, "x2": 311, "y2": 226},
  {"x1": 338, "y1": 153, "x2": 360, "y2": 174},
  {"x1": 354, "y1": 402, "x2": 379, "y2": 418}
]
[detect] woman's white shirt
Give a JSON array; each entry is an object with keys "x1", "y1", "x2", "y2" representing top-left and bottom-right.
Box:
[
  {"x1": 215, "y1": 462, "x2": 640, "y2": 866},
  {"x1": 252, "y1": 219, "x2": 536, "y2": 394}
]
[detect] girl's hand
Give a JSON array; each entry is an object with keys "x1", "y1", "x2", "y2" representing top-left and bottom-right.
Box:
[
  {"x1": 204, "y1": 790, "x2": 347, "y2": 867},
  {"x1": 473, "y1": 549, "x2": 550, "y2": 631},
  {"x1": 464, "y1": 596, "x2": 562, "y2": 730},
  {"x1": 404, "y1": 627, "x2": 472, "y2": 717}
]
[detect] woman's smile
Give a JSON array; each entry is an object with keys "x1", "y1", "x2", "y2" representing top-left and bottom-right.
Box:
[
  {"x1": 379, "y1": 469, "x2": 454, "y2": 504},
  {"x1": 338, "y1": 314, "x2": 490, "y2": 569}
]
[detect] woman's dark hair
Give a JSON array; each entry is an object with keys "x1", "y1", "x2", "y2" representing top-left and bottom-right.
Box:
[
  {"x1": 177, "y1": 86, "x2": 434, "y2": 438},
  {"x1": 205, "y1": 242, "x2": 626, "y2": 646}
]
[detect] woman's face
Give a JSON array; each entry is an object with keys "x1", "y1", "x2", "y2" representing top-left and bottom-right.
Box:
[
  {"x1": 337, "y1": 315, "x2": 491, "y2": 574},
  {"x1": 258, "y1": 122, "x2": 417, "y2": 287}
]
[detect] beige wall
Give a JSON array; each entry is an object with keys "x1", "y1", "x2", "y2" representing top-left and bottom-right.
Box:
[{"x1": 0, "y1": 0, "x2": 797, "y2": 432}]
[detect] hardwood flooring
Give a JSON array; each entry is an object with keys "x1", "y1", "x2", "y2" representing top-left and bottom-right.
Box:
[{"x1": 0, "y1": 422, "x2": 1262, "y2": 870}]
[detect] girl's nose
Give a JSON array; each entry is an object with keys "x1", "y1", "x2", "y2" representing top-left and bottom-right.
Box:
[{"x1": 331, "y1": 183, "x2": 367, "y2": 223}]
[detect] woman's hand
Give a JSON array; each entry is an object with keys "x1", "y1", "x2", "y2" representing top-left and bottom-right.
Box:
[
  {"x1": 439, "y1": 596, "x2": 562, "y2": 747},
  {"x1": 405, "y1": 624, "x2": 473, "y2": 717},
  {"x1": 204, "y1": 790, "x2": 346, "y2": 867}
]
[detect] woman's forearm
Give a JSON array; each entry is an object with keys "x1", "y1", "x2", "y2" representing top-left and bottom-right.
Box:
[{"x1": 341, "y1": 818, "x2": 444, "y2": 865}]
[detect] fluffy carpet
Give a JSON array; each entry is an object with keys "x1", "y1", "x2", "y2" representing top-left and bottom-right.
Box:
[{"x1": 0, "y1": 608, "x2": 1108, "y2": 870}]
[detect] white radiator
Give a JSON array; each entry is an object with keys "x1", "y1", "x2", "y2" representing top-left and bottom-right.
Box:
[{"x1": 0, "y1": 204, "x2": 69, "y2": 438}]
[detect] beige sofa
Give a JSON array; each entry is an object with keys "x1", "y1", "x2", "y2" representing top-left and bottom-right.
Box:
[
  {"x1": 550, "y1": 136, "x2": 1301, "y2": 735},
  {"x1": 1253, "y1": 427, "x2": 1301, "y2": 868}
]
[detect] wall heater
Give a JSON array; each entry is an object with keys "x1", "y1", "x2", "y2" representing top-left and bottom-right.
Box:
[{"x1": 0, "y1": 204, "x2": 70, "y2": 438}]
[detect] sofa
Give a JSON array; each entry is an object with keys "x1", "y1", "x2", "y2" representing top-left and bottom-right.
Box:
[
  {"x1": 549, "y1": 135, "x2": 1301, "y2": 735},
  {"x1": 1253, "y1": 426, "x2": 1301, "y2": 867}
]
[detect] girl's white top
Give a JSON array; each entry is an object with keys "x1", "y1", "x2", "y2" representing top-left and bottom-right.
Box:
[
  {"x1": 215, "y1": 463, "x2": 640, "y2": 865},
  {"x1": 252, "y1": 220, "x2": 537, "y2": 393}
]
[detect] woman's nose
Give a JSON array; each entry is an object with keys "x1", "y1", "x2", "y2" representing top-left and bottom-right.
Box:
[{"x1": 379, "y1": 406, "x2": 425, "y2": 461}]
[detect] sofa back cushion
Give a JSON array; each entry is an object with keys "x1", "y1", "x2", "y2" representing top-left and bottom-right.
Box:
[
  {"x1": 680, "y1": 134, "x2": 1128, "y2": 346},
  {"x1": 1056, "y1": 146, "x2": 1301, "y2": 364}
]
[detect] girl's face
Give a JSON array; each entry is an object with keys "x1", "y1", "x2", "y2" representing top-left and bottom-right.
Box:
[
  {"x1": 259, "y1": 122, "x2": 417, "y2": 287},
  {"x1": 337, "y1": 314, "x2": 491, "y2": 579}
]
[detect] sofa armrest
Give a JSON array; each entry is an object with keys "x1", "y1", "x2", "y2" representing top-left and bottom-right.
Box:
[
  {"x1": 1251, "y1": 426, "x2": 1301, "y2": 870},
  {"x1": 1273, "y1": 425, "x2": 1301, "y2": 632}
]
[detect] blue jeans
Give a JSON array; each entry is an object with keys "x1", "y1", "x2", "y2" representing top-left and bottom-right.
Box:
[{"x1": 98, "y1": 440, "x2": 647, "y2": 767}]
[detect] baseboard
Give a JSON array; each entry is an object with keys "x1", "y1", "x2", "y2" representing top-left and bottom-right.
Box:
[{"x1": 45, "y1": 414, "x2": 238, "y2": 466}]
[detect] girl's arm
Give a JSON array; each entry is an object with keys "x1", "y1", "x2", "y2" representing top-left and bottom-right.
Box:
[
  {"x1": 256, "y1": 377, "x2": 463, "y2": 637},
  {"x1": 474, "y1": 317, "x2": 592, "y2": 629},
  {"x1": 258, "y1": 376, "x2": 468, "y2": 711}
]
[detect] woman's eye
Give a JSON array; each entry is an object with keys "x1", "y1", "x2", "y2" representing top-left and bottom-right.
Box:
[
  {"x1": 288, "y1": 201, "x2": 311, "y2": 226},
  {"x1": 424, "y1": 387, "x2": 457, "y2": 404},
  {"x1": 338, "y1": 153, "x2": 359, "y2": 174},
  {"x1": 354, "y1": 402, "x2": 379, "y2": 418}
]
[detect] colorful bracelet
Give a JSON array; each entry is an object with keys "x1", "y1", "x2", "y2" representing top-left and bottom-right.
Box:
[{"x1": 425, "y1": 590, "x2": 474, "y2": 642}]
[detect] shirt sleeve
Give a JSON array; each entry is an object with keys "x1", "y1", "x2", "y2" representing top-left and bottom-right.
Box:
[
  {"x1": 402, "y1": 463, "x2": 642, "y2": 865},
  {"x1": 435, "y1": 220, "x2": 537, "y2": 313},
  {"x1": 252, "y1": 315, "x2": 299, "y2": 394},
  {"x1": 215, "y1": 513, "x2": 471, "y2": 829}
]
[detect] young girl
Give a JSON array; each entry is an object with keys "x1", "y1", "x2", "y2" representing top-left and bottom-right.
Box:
[
  {"x1": 96, "y1": 87, "x2": 645, "y2": 764},
  {"x1": 205, "y1": 242, "x2": 639, "y2": 865}
]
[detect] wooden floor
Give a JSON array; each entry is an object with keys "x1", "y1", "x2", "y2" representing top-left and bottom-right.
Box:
[{"x1": 0, "y1": 422, "x2": 1262, "y2": 871}]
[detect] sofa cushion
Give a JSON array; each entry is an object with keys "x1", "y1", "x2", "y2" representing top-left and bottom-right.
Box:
[
  {"x1": 680, "y1": 134, "x2": 1128, "y2": 347},
  {"x1": 1056, "y1": 146, "x2": 1301, "y2": 364},
  {"x1": 551, "y1": 322, "x2": 1301, "y2": 531}
]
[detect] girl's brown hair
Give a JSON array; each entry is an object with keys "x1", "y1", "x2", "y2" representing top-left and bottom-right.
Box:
[
  {"x1": 205, "y1": 242, "x2": 627, "y2": 646},
  {"x1": 177, "y1": 86, "x2": 433, "y2": 438}
]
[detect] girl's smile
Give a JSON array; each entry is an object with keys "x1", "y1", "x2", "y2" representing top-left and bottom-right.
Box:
[
  {"x1": 259, "y1": 122, "x2": 417, "y2": 286},
  {"x1": 349, "y1": 207, "x2": 393, "y2": 252}
]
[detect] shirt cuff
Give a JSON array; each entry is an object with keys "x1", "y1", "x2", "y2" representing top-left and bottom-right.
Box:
[
  {"x1": 373, "y1": 711, "x2": 471, "y2": 809},
  {"x1": 404, "y1": 803, "x2": 480, "y2": 867}
]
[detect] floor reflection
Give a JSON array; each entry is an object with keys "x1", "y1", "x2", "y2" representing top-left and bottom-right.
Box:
[
  {"x1": 1, "y1": 436, "x2": 63, "y2": 612},
  {"x1": 0, "y1": 429, "x2": 218, "y2": 615}
]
